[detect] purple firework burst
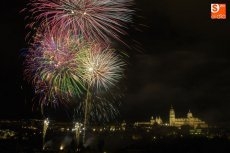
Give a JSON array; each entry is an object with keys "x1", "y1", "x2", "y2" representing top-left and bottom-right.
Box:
[{"x1": 26, "y1": 0, "x2": 134, "y2": 43}]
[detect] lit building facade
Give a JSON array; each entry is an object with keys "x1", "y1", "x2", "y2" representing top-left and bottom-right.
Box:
[
  {"x1": 134, "y1": 116, "x2": 163, "y2": 127},
  {"x1": 169, "y1": 106, "x2": 208, "y2": 128}
]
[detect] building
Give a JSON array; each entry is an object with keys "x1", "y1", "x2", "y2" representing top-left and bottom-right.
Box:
[
  {"x1": 169, "y1": 106, "x2": 208, "y2": 128},
  {"x1": 134, "y1": 116, "x2": 163, "y2": 127},
  {"x1": 133, "y1": 106, "x2": 208, "y2": 129}
]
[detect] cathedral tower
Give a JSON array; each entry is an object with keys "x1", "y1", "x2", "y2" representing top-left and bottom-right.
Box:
[
  {"x1": 187, "y1": 110, "x2": 193, "y2": 118},
  {"x1": 169, "y1": 106, "x2": 175, "y2": 126}
]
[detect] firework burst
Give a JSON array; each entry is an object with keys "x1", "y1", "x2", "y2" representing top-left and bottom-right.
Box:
[
  {"x1": 23, "y1": 33, "x2": 86, "y2": 107},
  {"x1": 23, "y1": 32, "x2": 126, "y2": 108},
  {"x1": 75, "y1": 44, "x2": 126, "y2": 142},
  {"x1": 77, "y1": 45, "x2": 126, "y2": 91},
  {"x1": 26, "y1": 0, "x2": 134, "y2": 43}
]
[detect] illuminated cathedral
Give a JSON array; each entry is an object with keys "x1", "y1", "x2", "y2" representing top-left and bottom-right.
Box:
[{"x1": 169, "y1": 106, "x2": 208, "y2": 128}]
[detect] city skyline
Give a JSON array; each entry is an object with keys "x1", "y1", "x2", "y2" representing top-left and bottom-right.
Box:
[{"x1": 1, "y1": 0, "x2": 230, "y2": 127}]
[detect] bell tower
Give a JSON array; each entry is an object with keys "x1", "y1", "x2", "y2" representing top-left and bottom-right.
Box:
[
  {"x1": 187, "y1": 110, "x2": 193, "y2": 118},
  {"x1": 169, "y1": 106, "x2": 175, "y2": 126}
]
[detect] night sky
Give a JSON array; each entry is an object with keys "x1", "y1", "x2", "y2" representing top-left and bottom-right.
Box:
[{"x1": 1, "y1": 0, "x2": 230, "y2": 126}]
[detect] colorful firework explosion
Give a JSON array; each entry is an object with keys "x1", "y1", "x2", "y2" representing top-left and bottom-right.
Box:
[
  {"x1": 23, "y1": 33, "x2": 85, "y2": 107},
  {"x1": 77, "y1": 45, "x2": 126, "y2": 91},
  {"x1": 23, "y1": 32, "x2": 126, "y2": 108},
  {"x1": 75, "y1": 44, "x2": 126, "y2": 125},
  {"x1": 25, "y1": 0, "x2": 134, "y2": 43}
]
